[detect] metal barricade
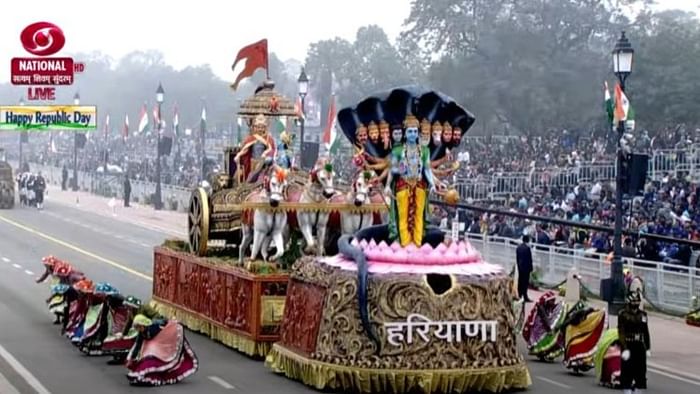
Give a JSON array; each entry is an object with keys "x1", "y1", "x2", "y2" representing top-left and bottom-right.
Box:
[
  {"x1": 466, "y1": 233, "x2": 698, "y2": 314},
  {"x1": 455, "y1": 181, "x2": 491, "y2": 201}
]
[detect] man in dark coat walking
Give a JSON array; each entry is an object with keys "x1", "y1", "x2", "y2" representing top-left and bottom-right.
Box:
[
  {"x1": 61, "y1": 165, "x2": 68, "y2": 191},
  {"x1": 123, "y1": 173, "x2": 131, "y2": 207},
  {"x1": 516, "y1": 235, "x2": 533, "y2": 302}
]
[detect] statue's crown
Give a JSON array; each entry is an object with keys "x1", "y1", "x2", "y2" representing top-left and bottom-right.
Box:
[
  {"x1": 253, "y1": 113, "x2": 267, "y2": 126},
  {"x1": 404, "y1": 114, "x2": 419, "y2": 128}
]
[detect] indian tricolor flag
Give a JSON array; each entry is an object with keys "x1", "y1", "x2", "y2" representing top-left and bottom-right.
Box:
[
  {"x1": 294, "y1": 96, "x2": 304, "y2": 120},
  {"x1": 137, "y1": 104, "x2": 149, "y2": 135},
  {"x1": 322, "y1": 94, "x2": 340, "y2": 154},
  {"x1": 103, "y1": 114, "x2": 110, "y2": 139},
  {"x1": 604, "y1": 81, "x2": 614, "y2": 126},
  {"x1": 123, "y1": 114, "x2": 129, "y2": 140},
  {"x1": 173, "y1": 105, "x2": 180, "y2": 138},
  {"x1": 613, "y1": 82, "x2": 630, "y2": 123}
]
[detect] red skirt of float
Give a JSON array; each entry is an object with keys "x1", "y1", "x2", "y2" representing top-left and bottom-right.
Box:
[{"x1": 150, "y1": 246, "x2": 288, "y2": 357}]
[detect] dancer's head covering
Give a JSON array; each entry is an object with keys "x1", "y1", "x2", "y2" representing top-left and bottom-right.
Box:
[
  {"x1": 94, "y1": 282, "x2": 119, "y2": 296},
  {"x1": 132, "y1": 314, "x2": 152, "y2": 328},
  {"x1": 54, "y1": 262, "x2": 72, "y2": 277},
  {"x1": 124, "y1": 295, "x2": 142, "y2": 309},
  {"x1": 42, "y1": 255, "x2": 58, "y2": 267},
  {"x1": 50, "y1": 283, "x2": 70, "y2": 295},
  {"x1": 73, "y1": 279, "x2": 95, "y2": 293}
]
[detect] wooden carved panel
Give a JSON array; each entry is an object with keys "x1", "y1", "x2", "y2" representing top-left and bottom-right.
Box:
[
  {"x1": 153, "y1": 251, "x2": 177, "y2": 302},
  {"x1": 224, "y1": 272, "x2": 252, "y2": 333},
  {"x1": 175, "y1": 256, "x2": 193, "y2": 306},
  {"x1": 196, "y1": 264, "x2": 211, "y2": 317},
  {"x1": 186, "y1": 263, "x2": 202, "y2": 313},
  {"x1": 279, "y1": 279, "x2": 326, "y2": 356},
  {"x1": 209, "y1": 268, "x2": 227, "y2": 324}
]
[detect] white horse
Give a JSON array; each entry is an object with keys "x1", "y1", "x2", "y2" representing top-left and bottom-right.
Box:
[
  {"x1": 239, "y1": 169, "x2": 288, "y2": 263},
  {"x1": 295, "y1": 162, "x2": 336, "y2": 256},
  {"x1": 338, "y1": 172, "x2": 375, "y2": 236}
]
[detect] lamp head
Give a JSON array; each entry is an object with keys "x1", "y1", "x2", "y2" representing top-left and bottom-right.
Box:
[
  {"x1": 612, "y1": 31, "x2": 634, "y2": 76},
  {"x1": 156, "y1": 83, "x2": 165, "y2": 103},
  {"x1": 297, "y1": 67, "x2": 309, "y2": 96}
]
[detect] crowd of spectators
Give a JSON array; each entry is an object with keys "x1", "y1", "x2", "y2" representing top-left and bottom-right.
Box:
[{"x1": 9, "y1": 122, "x2": 700, "y2": 268}]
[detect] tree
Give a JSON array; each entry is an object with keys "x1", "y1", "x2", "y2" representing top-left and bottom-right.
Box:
[
  {"x1": 404, "y1": 0, "x2": 646, "y2": 133},
  {"x1": 304, "y1": 25, "x2": 413, "y2": 109},
  {"x1": 628, "y1": 10, "x2": 700, "y2": 129}
]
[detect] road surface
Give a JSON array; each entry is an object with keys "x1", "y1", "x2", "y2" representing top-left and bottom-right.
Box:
[{"x1": 0, "y1": 202, "x2": 699, "y2": 393}]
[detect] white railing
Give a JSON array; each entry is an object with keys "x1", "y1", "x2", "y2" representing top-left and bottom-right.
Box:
[
  {"x1": 454, "y1": 146, "x2": 700, "y2": 201},
  {"x1": 25, "y1": 162, "x2": 192, "y2": 213},
  {"x1": 464, "y1": 233, "x2": 699, "y2": 314}
]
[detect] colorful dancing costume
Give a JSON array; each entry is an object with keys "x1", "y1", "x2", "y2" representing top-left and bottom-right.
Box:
[
  {"x1": 595, "y1": 328, "x2": 622, "y2": 387},
  {"x1": 125, "y1": 315, "x2": 199, "y2": 386},
  {"x1": 522, "y1": 291, "x2": 567, "y2": 361}
]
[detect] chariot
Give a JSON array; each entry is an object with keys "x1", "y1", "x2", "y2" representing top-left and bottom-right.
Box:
[
  {"x1": 0, "y1": 157, "x2": 15, "y2": 209},
  {"x1": 187, "y1": 81, "x2": 387, "y2": 257}
]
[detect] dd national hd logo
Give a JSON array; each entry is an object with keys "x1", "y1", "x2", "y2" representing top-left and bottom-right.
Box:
[{"x1": 10, "y1": 21, "x2": 85, "y2": 100}]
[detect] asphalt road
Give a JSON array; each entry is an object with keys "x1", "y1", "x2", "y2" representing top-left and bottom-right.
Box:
[{"x1": 0, "y1": 201, "x2": 699, "y2": 393}]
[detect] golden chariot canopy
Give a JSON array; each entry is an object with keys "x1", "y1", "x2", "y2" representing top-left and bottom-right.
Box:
[{"x1": 238, "y1": 80, "x2": 297, "y2": 117}]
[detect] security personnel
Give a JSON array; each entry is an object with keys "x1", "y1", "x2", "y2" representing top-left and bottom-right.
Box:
[{"x1": 618, "y1": 290, "x2": 651, "y2": 394}]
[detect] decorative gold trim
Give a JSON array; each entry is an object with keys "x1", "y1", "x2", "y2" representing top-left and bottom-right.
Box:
[
  {"x1": 265, "y1": 344, "x2": 532, "y2": 393},
  {"x1": 238, "y1": 202, "x2": 387, "y2": 213},
  {"x1": 150, "y1": 299, "x2": 272, "y2": 358}
]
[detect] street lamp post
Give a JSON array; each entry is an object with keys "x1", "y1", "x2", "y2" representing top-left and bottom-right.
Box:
[
  {"x1": 18, "y1": 97, "x2": 24, "y2": 172},
  {"x1": 609, "y1": 31, "x2": 634, "y2": 315},
  {"x1": 154, "y1": 83, "x2": 164, "y2": 211},
  {"x1": 72, "y1": 93, "x2": 80, "y2": 191},
  {"x1": 297, "y1": 68, "x2": 309, "y2": 168}
]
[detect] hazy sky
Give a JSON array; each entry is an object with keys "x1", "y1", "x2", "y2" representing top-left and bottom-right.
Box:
[{"x1": 0, "y1": 0, "x2": 697, "y2": 84}]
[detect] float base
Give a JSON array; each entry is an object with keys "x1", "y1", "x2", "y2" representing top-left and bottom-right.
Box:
[{"x1": 266, "y1": 344, "x2": 531, "y2": 393}]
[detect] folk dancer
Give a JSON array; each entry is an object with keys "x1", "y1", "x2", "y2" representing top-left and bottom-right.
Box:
[
  {"x1": 126, "y1": 315, "x2": 199, "y2": 386},
  {"x1": 235, "y1": 114, "x2": 276, "y2": 183},
  {"x1": 385, "y1": 115, "x2": 444, "y2": 246},
  {"x1": 618, "y1": 291, "x2": 651, "y2": 394}
]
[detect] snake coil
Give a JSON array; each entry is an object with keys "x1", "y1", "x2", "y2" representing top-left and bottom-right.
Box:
[{"x1": 337, "y1": 224, "x2": 446, "y2": 354}]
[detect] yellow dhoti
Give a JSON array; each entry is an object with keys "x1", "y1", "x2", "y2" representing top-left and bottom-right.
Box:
[{"x1": 395, "y1": 178, "x2": 427, "y2": 246}]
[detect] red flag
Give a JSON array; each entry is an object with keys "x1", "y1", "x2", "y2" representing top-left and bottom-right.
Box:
[
  {"x1": 294, "y1": 96, "x2": 304, "y2": 120},
  {"x1": 230, "y1": 39, "x2": 268, "y2": 90},
  {"x1": 322, "y1": 95, "x2": 336, "y2": 145}
]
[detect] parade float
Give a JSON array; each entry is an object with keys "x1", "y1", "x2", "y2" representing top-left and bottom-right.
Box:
[
  {"x1": 265, "y1": 87, "x2": 532, "y2": 393},
  {"x1": 150, "y1": 45, "x2": 387, "y2": 356},
  {"x1": 0, "y1": 151, "x2": 15, "y2": 209},
  {"x1": 687, "y1": 296, "x2": 700, "y2": 327}
]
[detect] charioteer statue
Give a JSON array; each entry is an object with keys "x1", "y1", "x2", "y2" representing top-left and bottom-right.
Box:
[{"x1": 235, "y1": 113, "x2": 277, "y2": 183}]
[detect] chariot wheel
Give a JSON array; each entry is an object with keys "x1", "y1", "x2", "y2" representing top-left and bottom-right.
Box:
[{"x1": 188, "y1": 187, "x2": 210, "y2": 256}]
